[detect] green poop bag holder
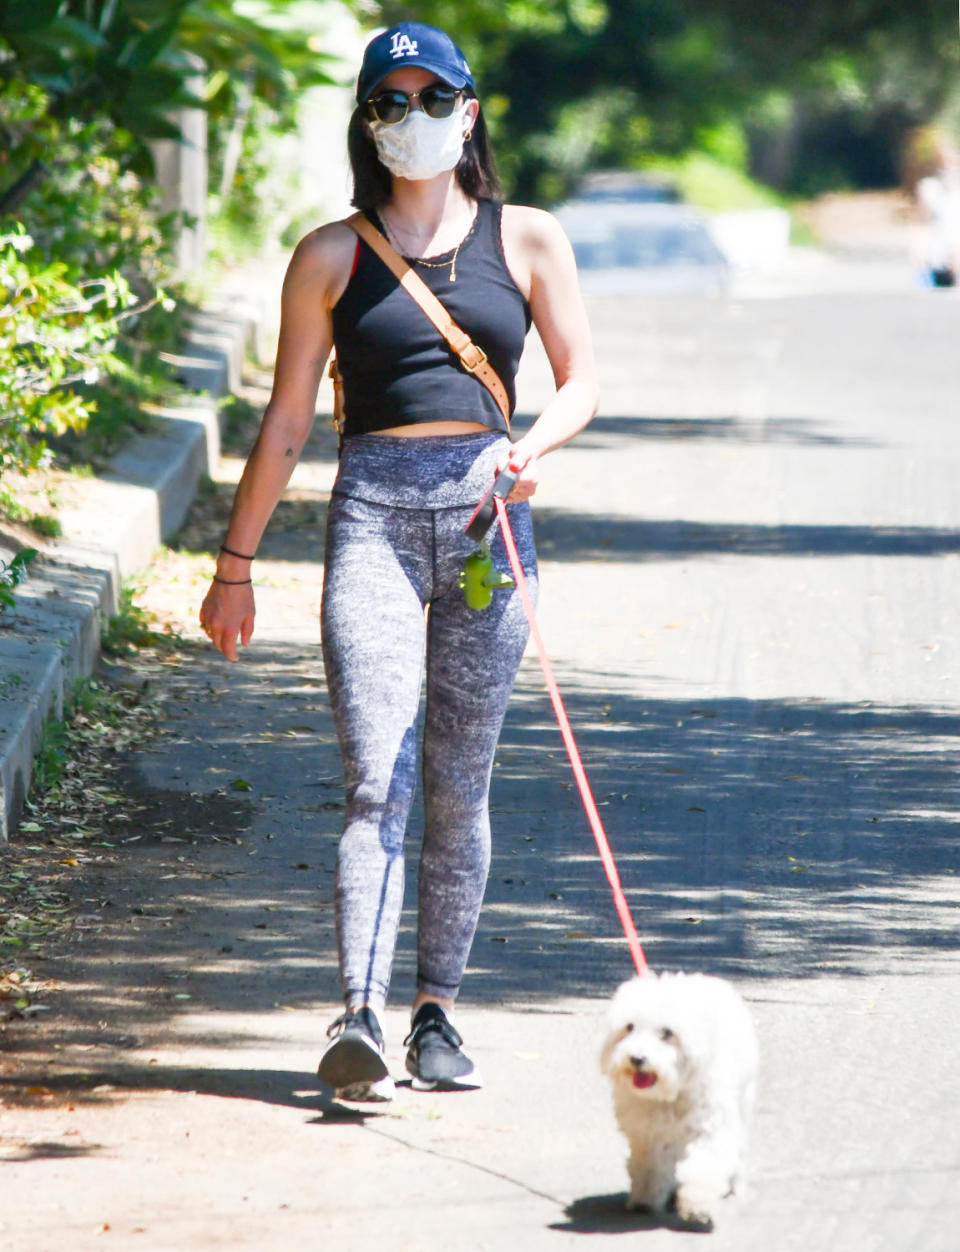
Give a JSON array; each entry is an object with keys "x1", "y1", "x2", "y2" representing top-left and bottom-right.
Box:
[{"x1": 460, "y1": 466, "x2": 518, "y2": 610}]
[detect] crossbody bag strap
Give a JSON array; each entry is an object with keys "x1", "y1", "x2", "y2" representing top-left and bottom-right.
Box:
[{"x1": 344, "y1": 210, "x2": 511, "y2": 428}]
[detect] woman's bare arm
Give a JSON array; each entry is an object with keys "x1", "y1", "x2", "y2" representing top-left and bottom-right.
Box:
[
  {"x1": 499, "y1": 205, "x2": 599, "y2": 499},
  {"x1": 200, "y1": 222, "x2": 355, "y2": 660}
]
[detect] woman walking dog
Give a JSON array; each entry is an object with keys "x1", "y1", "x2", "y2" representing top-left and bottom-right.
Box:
[{"x1": 199, "y1": 21, "x2": 598, "y2": 1100}]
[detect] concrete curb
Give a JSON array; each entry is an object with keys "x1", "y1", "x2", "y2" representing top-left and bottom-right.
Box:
[{"x1": 0, "y1": 295, "x2": 261, "y2": 841}]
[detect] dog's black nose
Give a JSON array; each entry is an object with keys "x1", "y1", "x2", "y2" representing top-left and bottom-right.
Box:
[{"x1": 630, "y1": 1055, "x2": 648, "y2": 1071}]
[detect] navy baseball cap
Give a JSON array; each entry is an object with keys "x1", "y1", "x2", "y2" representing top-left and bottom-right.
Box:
[{"x1": 356, "y1": 22, "x2": 474, "y2": 102}]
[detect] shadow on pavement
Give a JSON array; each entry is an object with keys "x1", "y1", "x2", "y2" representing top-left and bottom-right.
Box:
[
  {"x1": 552, "y1": 1192, "x2": 706, "y2": 1235},
  {"x1": 550, "y1": 413, "x2": 877, "y2": 450},
  {"x1": 532, "y1": 511, "x2": 960, "y2": 562},
  {"x1": 0, "y1": 1063, "x2": 344, "y2": 1116},
  {"x1": 3, "y1": 645, "x2": 958, "y2": 1064}
]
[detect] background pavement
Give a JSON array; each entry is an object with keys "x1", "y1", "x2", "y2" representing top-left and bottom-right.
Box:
[{"x1": 2, "y1": 258, "x2": 960, "y2": 1250}]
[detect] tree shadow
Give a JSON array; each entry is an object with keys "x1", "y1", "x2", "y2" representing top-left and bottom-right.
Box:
[
  {"x1": 0, "y1": 1063, "x2": 353, "y2": 1115},
  {"x1": 535, "y1": 413, "x2": 877, "y2": 450},
  {"x1": 532, "y1": 511, "x2": 960, "y2": 563},
  {"x1": 3, "y1": 645, "x2": 958, "y2": 1062},
  {"x1": 474, "y1": 680, "x2": 960, "y2": 991}
]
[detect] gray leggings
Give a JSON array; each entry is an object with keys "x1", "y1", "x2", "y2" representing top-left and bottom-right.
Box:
[{"x1": 321, "y1": 433, "x2": 537, "y2": 1012}]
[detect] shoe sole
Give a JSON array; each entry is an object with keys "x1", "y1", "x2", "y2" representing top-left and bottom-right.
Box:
[
  {"x1": 318, "y1": 1036, "x2": 390, "y2": 1092},
  {"x1": 339, "y1": 1075, "x2": 396, "y2": 1102},
  {"x1": 408, "y1": 1068, "x2": 484, "y2": 1093}
]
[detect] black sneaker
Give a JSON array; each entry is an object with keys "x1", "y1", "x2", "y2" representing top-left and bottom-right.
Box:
[
  {"x1": 404, "y1": 1003, "x2": 483, "y2": 1092},
  {"x1": 317, "y1": 1007, "x2": 394, "y2": 1101}
]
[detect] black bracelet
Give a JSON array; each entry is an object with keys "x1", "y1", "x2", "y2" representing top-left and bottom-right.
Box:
[
  {"x1": 220, "y1": 543, "x2": 255, "y2": 561},
  {"x1": 212, "y1": 575, "x2": 253, "y2": 585}
]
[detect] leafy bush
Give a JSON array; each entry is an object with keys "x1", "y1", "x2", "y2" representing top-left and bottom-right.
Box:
[
  {"x1": 0, "y1": 75, "x2": 183, "y2": 483},
  {"x1": 0, "y1": 547, "x2": 38, "y2": 613},
  {"x1": 0, "y1": 226, "x2": 135, "y2": 478},
  {"x1": 0, "y1": 2, "x2": 338, "y2": 489}
]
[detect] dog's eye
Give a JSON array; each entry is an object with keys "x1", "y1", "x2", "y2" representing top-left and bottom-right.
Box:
[
  {"x1": 660, "y1": 1027, "x2": 675, "y2": 1043},
  {"x1": 623, "y1": 1022, "x2": 633, "y2": 1034}
]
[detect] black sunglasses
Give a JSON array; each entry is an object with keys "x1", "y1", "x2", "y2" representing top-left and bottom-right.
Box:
[{"x1": 365, "y1": 84, "x2": 465, "y2": 126}]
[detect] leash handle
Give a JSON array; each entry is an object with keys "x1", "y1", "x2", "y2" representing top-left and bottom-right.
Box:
[
  {"x1": 493, "y1": 495, "x2": 649, "y2": 977},
  {"x1": 465, "y1": 466, "x2": 518, "y2": 544}
]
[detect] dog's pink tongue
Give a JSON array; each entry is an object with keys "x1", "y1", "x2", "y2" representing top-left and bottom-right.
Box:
[{"x1": 633, "y1": 1071, "x2": 657, "y2": 1090}]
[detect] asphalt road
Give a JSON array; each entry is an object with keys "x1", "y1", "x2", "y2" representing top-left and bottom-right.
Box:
[{"x1": 4, "y1": 275, "x2": 960, "y2": 1251}]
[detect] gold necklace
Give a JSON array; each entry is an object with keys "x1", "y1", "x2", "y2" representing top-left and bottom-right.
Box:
[
  {"x1": 415, "y1": 237, "x2": 464, "y2": 282},
  {"x1": 381, "y1": 206, "x2": 475, "y2": 283}
]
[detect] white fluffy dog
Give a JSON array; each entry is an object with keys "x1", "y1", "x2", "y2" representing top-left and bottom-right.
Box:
[{"x1": 599, "y1": 971, "x2": 758, "y2": 1229}]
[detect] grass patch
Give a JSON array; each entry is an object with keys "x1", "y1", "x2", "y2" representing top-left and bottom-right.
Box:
[
  {"x1": 218, "y1": 392, "x2": 263, "y2": 456},
  {"x1": 23, "y1": 514, "x2": 61, "y2": 539},
  {"x1": 28, "y1": 714, "x2": 71, "y2": 797},
  {"x1": 101, "y1": 583, "x2": 180, "y2": 657}
]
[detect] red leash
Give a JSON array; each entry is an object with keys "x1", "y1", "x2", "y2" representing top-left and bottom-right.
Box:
[{"x1": 492, "y1": 495, "x2": 649, "y2": 977}]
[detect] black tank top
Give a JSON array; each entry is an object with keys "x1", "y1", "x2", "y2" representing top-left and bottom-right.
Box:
[{"x1": 331, "y1": 199, "x2": 531, "y2": 436}]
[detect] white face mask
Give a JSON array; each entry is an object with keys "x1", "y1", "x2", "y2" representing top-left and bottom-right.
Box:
[{"x1": 370, "y1": 105, "x2": 469, "y2": 181}]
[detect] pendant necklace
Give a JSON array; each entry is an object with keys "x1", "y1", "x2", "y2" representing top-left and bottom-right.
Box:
[{"x1": 381, "y1": 205, "x2": 476, "y2": 282}]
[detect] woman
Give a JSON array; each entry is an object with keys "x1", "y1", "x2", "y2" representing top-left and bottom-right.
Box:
[{"x1": 199, "y1": 21, "x2": 598, "y2": 1101}]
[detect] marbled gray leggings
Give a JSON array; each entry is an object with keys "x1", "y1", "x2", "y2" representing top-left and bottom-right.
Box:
[{"x1": 321, "y1": 433, "x2": 537, "y2": 1012}]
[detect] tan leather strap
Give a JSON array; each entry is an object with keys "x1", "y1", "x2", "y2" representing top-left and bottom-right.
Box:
[{"x1": 343, "y1": 210, "x2": 511, "y2": 427}]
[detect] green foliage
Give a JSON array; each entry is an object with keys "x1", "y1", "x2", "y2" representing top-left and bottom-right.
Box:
[
  {"x1": 1, "y1": 0, "x2": 204, "y2": 152},
  {"x1": 366, "y1": 0, "x2": 960, "y2": 202},
  {"x1": 0, "y1": 225, "x2": 136, "y2": 476},
  {"x1": 57, "y1": 295, "x2": 195, "y2": 466},
  {"x1": 0, "y1": 2, "x2": 337, "y2": 481},
  {"x1": 0, "y1": 546, "x2": 38, "y2": 612},
  {"x1": 0, "y1": 71, "x2": 183, "y2": 480},
  {"x1": 22, "y1": 513, "x2": 61, "y2": 538},
  {"x1": 101, "y1": 581, "x2": 177, "y2": 655},
  {"x1": 26, "y1": 704, "x2": 71, "y2": 798},
  {"x1": 194, "y1": 1, "x2": 341, "y2": 261},
  {"x1": 640, "y1": 152, "x2": 783, "y2": 212}
]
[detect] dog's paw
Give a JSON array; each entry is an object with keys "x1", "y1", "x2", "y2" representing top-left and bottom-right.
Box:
[
  {"x1": 676, "y1": 1206, "x2": 715, "y2": 1232},
  {"x1": 674, "y1": 1189, "x2": 717, "y2": 1231}
]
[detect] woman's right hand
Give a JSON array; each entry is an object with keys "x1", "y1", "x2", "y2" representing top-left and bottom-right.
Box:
[{"x1": 199, "y1": 578, "x2": 256, "y2": 662}]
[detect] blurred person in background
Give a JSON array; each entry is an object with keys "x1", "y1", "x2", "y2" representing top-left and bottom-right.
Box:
[{"x1": 907, "y1": 127, "x2": 960, "y2": 287}]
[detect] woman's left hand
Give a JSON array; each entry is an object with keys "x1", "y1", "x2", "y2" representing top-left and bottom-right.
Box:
[{"x1": 496, "y1": 441, "x2": 540, "y2": 502}]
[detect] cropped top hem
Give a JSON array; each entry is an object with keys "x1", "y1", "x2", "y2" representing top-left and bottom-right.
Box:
[{"x1": 353, "y1": 404, "x2": 507, "y2": 428}]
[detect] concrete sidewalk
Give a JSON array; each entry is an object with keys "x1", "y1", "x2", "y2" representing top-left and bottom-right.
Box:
[{"x1": 3, "y1": 274, "x2": 960, "y2": 1251}]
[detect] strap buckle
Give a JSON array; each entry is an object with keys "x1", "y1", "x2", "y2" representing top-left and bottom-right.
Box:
[{"x1": 458, "y1": 340, "x2": 488, "y2": 373}]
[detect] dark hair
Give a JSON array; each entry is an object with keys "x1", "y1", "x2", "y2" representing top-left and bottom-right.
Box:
[{"x1": 347, "y1": 99, "x2": 502, "y2": 211}]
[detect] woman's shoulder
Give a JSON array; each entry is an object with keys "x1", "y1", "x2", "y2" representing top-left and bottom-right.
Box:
[
  {"x1": 290, "y1": 218, "x2": 360, "y2": 271},
  {"x1": 284, "y1": 217, "x2": 362, "y2": 308},
  {"x1": 501, "y1": 203, "x2": 575, "y2": 257}
]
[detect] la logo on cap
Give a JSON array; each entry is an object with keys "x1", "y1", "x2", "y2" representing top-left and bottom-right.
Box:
[{"x1": 390, "y1": 31, "x2": 419, "y2": 59}]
